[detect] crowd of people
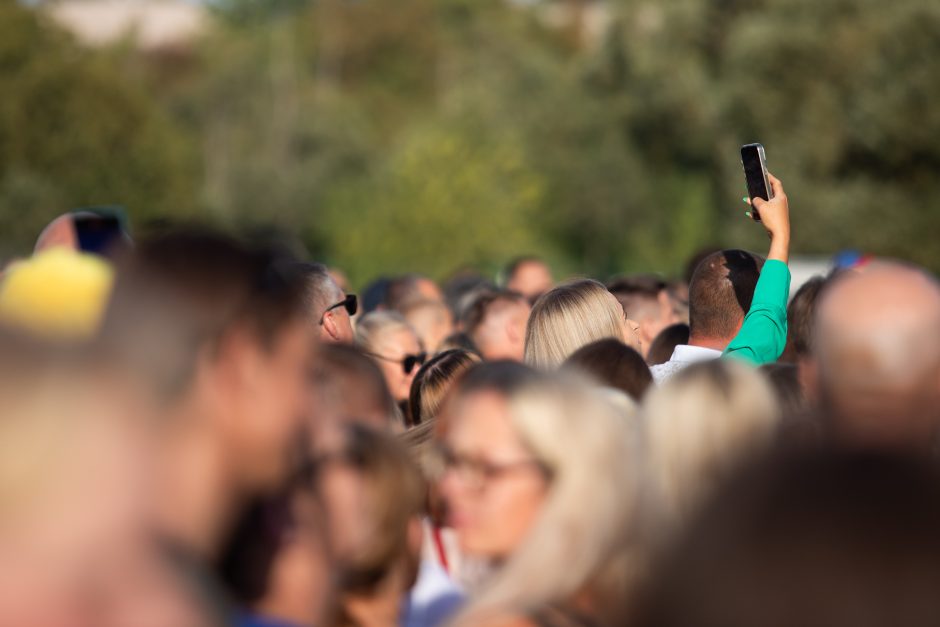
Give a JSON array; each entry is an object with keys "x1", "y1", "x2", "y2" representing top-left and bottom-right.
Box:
[{"x1": 1, "y1": 174, "x2": 940, "y2": 627}]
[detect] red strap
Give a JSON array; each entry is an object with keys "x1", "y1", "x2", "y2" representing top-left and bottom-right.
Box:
[{"x1": 432, "y1": 525, "x2": 450, "y2": 573}]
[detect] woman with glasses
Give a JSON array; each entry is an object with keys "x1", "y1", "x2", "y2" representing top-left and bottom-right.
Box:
[
  {"x1": 355, "y1": 311, "x2": 427, "y2": 411},
  {"x1": 524, "y1": 279, "x2": 642, "y2": 370},
  {"x1": 439, "y1": 362, "x2": 645, "y2": 627}
]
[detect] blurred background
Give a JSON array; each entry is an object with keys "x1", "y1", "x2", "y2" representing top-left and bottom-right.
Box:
[{"x1": 2, "y1": 0, "x2": 938, "y2": 286}]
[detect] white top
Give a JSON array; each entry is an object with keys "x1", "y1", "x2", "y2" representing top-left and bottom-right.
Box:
[{"x1": 649, "y1": 345, "x2": 722, "y2": 383}]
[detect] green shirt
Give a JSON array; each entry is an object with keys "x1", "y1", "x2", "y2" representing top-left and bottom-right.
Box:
[{"x1": 722, "y1": 259, "x2": 791, "y2": 365}]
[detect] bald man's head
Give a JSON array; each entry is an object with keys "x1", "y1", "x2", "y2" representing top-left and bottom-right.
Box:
[{"x1": 814, "y1": 262, "x2": 940, "y2": 448}]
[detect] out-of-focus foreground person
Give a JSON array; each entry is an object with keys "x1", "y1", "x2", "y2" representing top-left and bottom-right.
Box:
[
  {"x1": 356, "y1": 311, "x2": 426, "y2": 409},
  {"x1": 525, "y1": 279, "x2": 641, "y2": 369},
  {"x1": 312, "y1": 343, "x2": 402, "y2": 431},
  {"x1": 440, "y1": 363, "x2": 644, "y2": 627},
  {"x1": 99, "y1": 228, "x2": 313, "y2": 621},
  {"x1": 503, "y1": 256, "x2": 554, "y2": 305},
  {"x1": 651, "y1": 174, "x2": 792, "y2": 381},
  {"x1": 464, "y1": 290, "x2": 530, "y2": 362},
  {"x1": 642, "y1": 359, "x2": 781, "y2": 535},
  {"x1": 811, "y1": 262, "x2": 940, "y2": 449},
  {"x1": 0, "y1": 332, "x2": 208, "y2": 627},
  {"x1": 629, "y1": 451, "x2": 940, "y2": 627}
]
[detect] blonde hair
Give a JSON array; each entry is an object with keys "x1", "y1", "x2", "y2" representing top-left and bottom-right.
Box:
[
  {"x1": 451, "y1": 374, "x2": 644, "y2": 626},
  {"x1": 524, "y1": 279, "x2": 624, "y2": 370},
  {"x1": 354, "y1": 311, "x2": 422, "y2": 353},
  {"x1": 642, "y1": 359, "x2": 780, "y2": 534}
]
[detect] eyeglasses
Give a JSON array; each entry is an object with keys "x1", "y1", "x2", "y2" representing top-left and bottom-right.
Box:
[
  {"x1": 366, "y1": 351, "x2": 427, "y2": 375},
  {"x1": 319, "y1": 294, "x2": 357, "y2": 325},
  {"x1": 437, "y1": 445, "x2": 550, "y2": 491}
]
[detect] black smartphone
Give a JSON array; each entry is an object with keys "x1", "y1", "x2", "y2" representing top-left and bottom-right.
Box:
[
  {"x1": 741, "y1": 143, "x2": 773, "y2": 220},
  {"x1": 72, "y1": 208, "x2": 126, "y2": 257}
]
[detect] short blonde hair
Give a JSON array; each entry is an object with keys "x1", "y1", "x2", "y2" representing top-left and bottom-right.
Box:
[
  {"x1": 642, "y1": 359, "x2": 780, "y2": 534},
  {"x1": 451, "y1": 373, "x2": 644, "y2": 625},
  {"x1": 524, "y1": 279, "x2": 625, "y2": 370}
]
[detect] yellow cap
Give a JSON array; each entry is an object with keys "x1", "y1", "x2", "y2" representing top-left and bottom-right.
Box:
[{"x1": 0, "y1": 249, "x2": 115, "y2": 341}]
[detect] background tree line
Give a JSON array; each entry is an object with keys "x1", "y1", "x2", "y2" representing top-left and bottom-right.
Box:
[{"x1": 1, "y1": 0, "x2": 938, "y2": 286}]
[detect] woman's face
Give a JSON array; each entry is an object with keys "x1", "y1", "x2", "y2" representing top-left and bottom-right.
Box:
[
  {"x1": 439, "y1": 390, "x2": 549, "y2": 560},
  {"x1": 373, "y1": 327, "x2": 423, "y2": 402},
  {"x1": 608, "y1": 291, "x2": 642, "y2": 353}
]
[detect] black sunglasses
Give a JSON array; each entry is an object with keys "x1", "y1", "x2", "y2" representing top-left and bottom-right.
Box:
[
  {"x1": 367, "y1": 351, "x2": 427, "y2": 375},
  {"x1": 319, "y1": 294, "x2": 358, "y2": 325}
]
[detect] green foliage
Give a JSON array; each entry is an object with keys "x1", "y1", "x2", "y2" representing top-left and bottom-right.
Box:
[
  {"x1": 1, "y1": 0, "x2": 938, "y2": 279},
  {"x1": 0, "y1": 0, "x2": 197, "y2": 258}
]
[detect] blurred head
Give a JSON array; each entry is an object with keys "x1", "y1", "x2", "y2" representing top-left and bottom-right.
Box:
[
  {"x1": 0, "y1": 333, "x2": 202, "y2": 627},
  {"x1": 100, "y1": 227, "x2": 312, "y2": 492},
  {"x1": 292, "y1": 262, "x2": 355, "y2": 344},
  {"x1": 465, "y1": 290, "x2": 531, "y2": 362},
  {"x1": 780, "y1": 275, "x2": 826, "y2": 363},
  {"x1": 442, "y1": 366, "x2": 643, "y2": 625},
  {"x1": 608, "y1": 275, "x2": 677, "y2": 357},
  {"x1": 401, "y1": 298, "x2": 454, "y2": 354},
  {"x1": 355, "y1": 311, "x2": 425, "y2": 403},
  {"x1": 687, "y1": 250, "x2": 764, "y2": 350},
  {"x1": 646, "y1": 323, "x2": 690, "y2": 367},
  {"x1": 312, "y1": 425, "x2": 425, "y2": 623},
  {"x1": 525, "y1": 279, "x2": 640, "y2": 369},
  {"x1": 812, "y1": 262, "x2": 940, "y2": 449},
  {"x1": 0, "y1": 248, "x2": 114, "y2": 342},
  {"x1": 312, "y1": 343, "x2": 400, "y2": 432},
  {"x1": 642, "y1": 360, "x2": 780, "y2": 532},
  {"x1": 385, "y1": 274, "x2": 444, "y2": 311},
  {"x1": 760, "y1": 362, "x2": 809, "y2": 419},
  {"x1": 408, "y1": 349, "x2": 481, "y2": 427},
  {"x1": 504, "y1": 256, "x2": 553, "y2": 304},
  {"x1": 631, "y1": 451, "x2": 940, "y2": 627},
  {"x1": 563, "y1": 338, "x2": 653, "y2": 402}
]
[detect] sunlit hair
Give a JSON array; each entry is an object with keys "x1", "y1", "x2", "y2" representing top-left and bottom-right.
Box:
[
  {"x1": 642, "y1": 359, "x2": 780, "y2": 535},
  {"x1": 451, "y1": 373, "x2": 644, "y2": 626},
  {"x1": 407, "y1": 349, "x2": 480, "y2": 427},
  {"x1": 354, "y1": 311, "x2": 421, "y2": 354},
  {"x1": 524, "y1": 279, "x2": 625, "y2": 370}
]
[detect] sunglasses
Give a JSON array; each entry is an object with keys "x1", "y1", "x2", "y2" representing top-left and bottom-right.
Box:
[
  {"x1": 319, "y1": 294, "x2": 358, "y2": 325},
  {"x1": 367, "y1": 351, "x2": 427, "y2": 375}
]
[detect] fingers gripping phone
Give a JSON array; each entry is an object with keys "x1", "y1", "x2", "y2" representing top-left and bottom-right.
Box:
[{"x1": 741, "y1": 143, "x2": 773, "y2": 221}]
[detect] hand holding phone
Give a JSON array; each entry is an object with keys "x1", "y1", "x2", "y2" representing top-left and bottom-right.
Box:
[{"x1": 747, "y1": 173, "x2": 790, "y2": 264}]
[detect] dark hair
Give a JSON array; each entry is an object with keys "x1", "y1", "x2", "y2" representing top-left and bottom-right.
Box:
[
  {"x1": 361, "y1": 277, "x2": 391, "y2": 315},
  {"x1": 99, "y1": 226, "x2": 306, "y2": 402},
  {"x1": 408, "y1": 349, "x2": 480, "y2": 427},
  {"x1": 630, "y1": 450, "x2": 940, "y2": 627},
  {"x1": 313, "y1": 343, "x2": 399, "y2": 428},
  {"x1": 688, "y1": 250, "x2": 764, "y2": 341},
  {"x1": 647, "y1": 323, "x2": 690, "y2": 366},
  {"x1": 563, "y1": 339, "x2": 652, "y2": 401},
  {"x1": 438, "y1": 331, "x2": 479, "y2": 354},
  {"x1": 461, "y1": 289, "x2": 527, "y2": 336},
  {"x1": 455, "y1": 360, "x2": 540, "y2": 400},
  {"x1": 607, "y1": 275, "x2": 666, "y2": 299},
  {"x1": 442, "y1": 271, "x2": 496, "y2": 320},
  {"x1": 780, "y1": 276, "x2": 826, "y2": 363}
]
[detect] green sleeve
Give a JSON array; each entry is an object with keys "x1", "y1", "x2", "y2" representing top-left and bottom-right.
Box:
[{"x1": 722, "y1": 259, "x2": 791, "y2": 365}]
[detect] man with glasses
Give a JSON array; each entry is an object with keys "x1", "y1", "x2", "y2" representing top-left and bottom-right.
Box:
[{"x1": 293, "y1": 262, "x2": 357, "y2": 344}]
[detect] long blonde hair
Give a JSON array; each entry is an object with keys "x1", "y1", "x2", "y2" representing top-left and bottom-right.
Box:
[
  {"x1": 524, "y1": 279, "x2": 624, "y2": 369},
  {"x1": 642, "y1": 359, "x2": 780, "y2": 535},
  {"x1": 450, "y1": 374, "x2": 644, "y2": 626}
]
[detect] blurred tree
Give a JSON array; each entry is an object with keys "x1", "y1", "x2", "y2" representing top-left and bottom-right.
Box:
[{"x1": 0, "y1": 0, "x2": 197, "y2": 259}]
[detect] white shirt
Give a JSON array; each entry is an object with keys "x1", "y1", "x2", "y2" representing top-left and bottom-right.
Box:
[{"x1": 649, "y1": 345, "x2": 722, "y2": 383}]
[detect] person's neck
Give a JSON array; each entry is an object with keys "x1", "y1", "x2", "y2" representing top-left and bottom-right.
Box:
[
  {"x1": 687, "y1": 334, "x2": 731, "y2": 352},
  {"x1": 343, "y1": 565, "x2": 409, "y2": 627},
  {"x1": 154, "y1": 399, "x2": 239, "y2": 561}
]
